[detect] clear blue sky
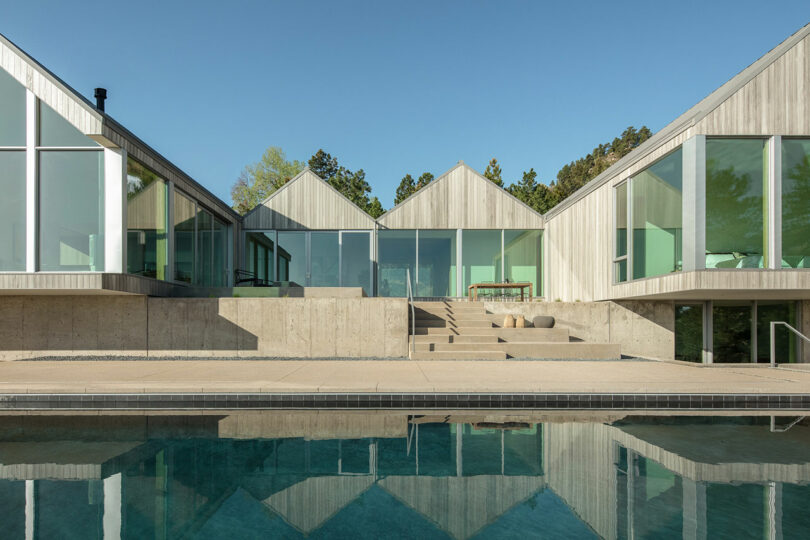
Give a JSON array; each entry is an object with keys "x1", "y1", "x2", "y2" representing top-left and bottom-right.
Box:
[{"x1": 3, "y1": 1, "x2": 809, "y2": 208}]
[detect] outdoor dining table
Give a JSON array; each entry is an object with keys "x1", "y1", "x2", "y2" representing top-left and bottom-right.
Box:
[{"x1": 467, "y1": 282, "x2": 533, "y2": 301}]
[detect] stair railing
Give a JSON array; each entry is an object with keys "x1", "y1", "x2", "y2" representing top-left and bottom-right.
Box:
[
  {"x1": 769, "y1": 321, "x2": 810, "y2": 367},
  {"x1": 406, "y1": 267, "x2": 415, "y2": 357}
]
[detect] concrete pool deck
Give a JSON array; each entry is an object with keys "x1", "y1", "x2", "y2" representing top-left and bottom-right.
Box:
[{"x1": 0, "y1": 359, "x2": 808, "y2": 395}]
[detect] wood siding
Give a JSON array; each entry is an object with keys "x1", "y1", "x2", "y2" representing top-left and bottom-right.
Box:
[
  {"x1": 243, "y1": 170, "x2": 376, "y2": 230},
  {"x1": 377, "y1": 163, "x2": 544, "y2": 229}
]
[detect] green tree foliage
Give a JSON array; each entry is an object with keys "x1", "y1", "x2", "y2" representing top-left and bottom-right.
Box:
[
  {"x1": 505, "y1": 126, "x2": 652, "y2": 213},
  {"x1": 308, "y1": 149, "x2": 385, "y2": 218},
  {"x1": 483, "y1": 158, "x2": 503, "y2": 186},
  {"x1": 231, "y1": 147, "x2": 305, "y2": 215},
  {"x1": 394, "y1": 172, "x2": 434, "y2": 205}
]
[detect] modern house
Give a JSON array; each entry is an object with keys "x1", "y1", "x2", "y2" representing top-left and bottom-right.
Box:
[{"x1": 1, "y1": 23, "x2": 810, "y2": 363}]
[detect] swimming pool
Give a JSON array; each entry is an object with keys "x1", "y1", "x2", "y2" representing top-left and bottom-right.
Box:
[{"x1": 0, "y1": 413, "x2": 807, "y2": 538}]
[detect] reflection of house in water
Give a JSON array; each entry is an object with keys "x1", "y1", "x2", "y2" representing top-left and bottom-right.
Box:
[{"x1": 1, "y1": 414, "x2": 809, "y2": 538}]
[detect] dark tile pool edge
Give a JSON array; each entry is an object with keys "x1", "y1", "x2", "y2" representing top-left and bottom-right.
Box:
[{"x1": 0, "y1": 393, "x2": 808, "y2": 411}]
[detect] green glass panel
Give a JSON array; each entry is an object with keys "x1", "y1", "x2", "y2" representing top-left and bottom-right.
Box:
[
  {"x1": 615, "y1": 260, "x2": 627, "y2": 283},
  {"x1": 245, "y1": 232, "x2": 274, "y2": 282},
  {"x1": 417, "y1": 230, "x2": 457, "y2": 297},
  {"x1": 277, "y1": 231, "x2": 306, "y2": 285},
  {"x1": 0, "y1": 152, "x2": 26, "y2": 270},
  {"x1": 712, "y1": 303, "x2": 752, "y2": 363},
  {"x1": 311, "y1": 232, "x2": 339, "y2": 287},
  {"x1": 632, "y1": 457, "x2": 683, "y2": 539},
  {"x1": 196, "y1": 209, "x2": 213, "y2": 286},
  {"x1": 632, "y1": 148, "x2": 682, "y2": 279},
  {"x1": 705, "y1": 139, "x2": 767, "y2": 269},
  {"x1": 756, "y1": 302, "x2": 796, "y2": 363},
  {"x1": 781, "y1": 139, "x2": 810, "y2": 267},
  {"x1": 0, "y1": 69, "x2": 26, "y2": 146},
  {"x1": 126, "y1": 157, "x2": 168, "y2": 280},
  {"x1": 39, "y1": 151, "x2": 104, "y2": 271},
  {"x1": 212, "y1": 218, "x2": 227, "y2": 287},
  {"x1": 38, "y1": 101, "x2": 98, "y2": 147},
  {"x1": 462, "y1": 230, "x2": 502, "y2": 291},
  {"x1": 615, "y1": 182, "x2": 628, "y2": 258},
  {"x1": 377, "y1": 230, "x2": 415, "y2": 297},
  {"x1": 674, "y1": 304, "x2": 702, "y2": 363},
  {"x1": 706, "y1": 484, "x2": 765, "y2": 539},
  {"x1": 504, "y1": 230, "x2": 542, "y2": 298},
  {"x1": 173, "y1": 192, "x2": 196, "y2": 283},
  {"x1": 341, "y1": 232, "x2": 371, "y2": 295}
]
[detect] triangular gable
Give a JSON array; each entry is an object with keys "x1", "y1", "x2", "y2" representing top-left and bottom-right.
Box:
[
  {"x1": 545, "y1": 21, "x2": 810, "y2": 220},
  {"x1": 243, "y1": 169, "x2": 377, "y2": 230},
  {"x1": 377, "y1": 161, "x2": 544, "y2": 229},
  {"x1": 0, "y1": 32, "x2": 102, "y2": 137}
]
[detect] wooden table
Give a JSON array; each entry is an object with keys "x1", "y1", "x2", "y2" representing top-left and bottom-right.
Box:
[{"x1": 468, "y1": 282, "x2": 533, "y2": 301}]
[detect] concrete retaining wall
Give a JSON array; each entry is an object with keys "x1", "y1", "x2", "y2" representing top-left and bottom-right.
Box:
[
  {"x1": 484, "y1": 301, "x2": 675, "y2": 361},
  {"x1": 0, "y1": 296, "x2": 408, "y2": 360}
]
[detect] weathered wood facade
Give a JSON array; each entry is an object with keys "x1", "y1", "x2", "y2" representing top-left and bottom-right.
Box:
[
  {"x1": 243, "y1": 169, "x2": 377, "y2": 230},
  {"x1": 377, "y1": 162, "x2": 544, "y2": 230}
]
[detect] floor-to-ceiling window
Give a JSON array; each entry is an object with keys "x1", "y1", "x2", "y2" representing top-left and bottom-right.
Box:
[
  {"x1": 126, "y1": 157, "x2": 168, "y2": 280},
  {"x1": 212, "y1": 218, "x2": 228, "y2": 287},
  {"x1": 504, "y1": 230, "x2": 542, "y2": 297},
  {"x1": 245, "y1": 232, "x2": 274, "y2": 282},
  {"x1": 196, "y1": 208, "x2": 213, "y2": 286},
  {"x1": 38, "y1": 101, "x2": 105, "y2": 271},
  {"x1": 705, "y1": 138, "x2": 767, "y2": 269},
  {"x1": 674, "y1": 304, "x2": 703, "y2": 363},
  {"x1": 462, "y1": 230, "x2": 502, "y2": 292},
  {"x1": 614, "y1": 182, "x2": 628, "y2": 283},
  {"x1": 632, "y1": 148, "x2": 682, "y2": 279},
  {"x1": 378, "y1": 230, "x2": 416, "y2": 297},
  {"x1": 277, "y1": 231, "x2": 307, "y2": 284},
  {"x1": 341, "y1": 232, "x2": 371, "y2": 295},
  {"x1": 310, "y1": 232, "x2": 339, "y2": 287},
  {"x1": 781, "y1": 138, "x2": 810, "y2": 268},
  {"x1": 417, "y1": 230, "x2": 456, "y2": 297},
  {"x1": 0, "y1": 70, "x2": 26, "y2": 271},
  {"x1": 173, "y1": 192, "x2": 196, "y2": 283}
]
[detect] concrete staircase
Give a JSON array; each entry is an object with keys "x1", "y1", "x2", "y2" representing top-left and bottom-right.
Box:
[{"x1": 409, "y1": 301, "x2": 620, "y2": 360}]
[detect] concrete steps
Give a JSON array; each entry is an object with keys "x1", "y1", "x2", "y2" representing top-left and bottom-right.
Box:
[{"x1": 409, "y1": 301, "x2": 620, "y2": 360}]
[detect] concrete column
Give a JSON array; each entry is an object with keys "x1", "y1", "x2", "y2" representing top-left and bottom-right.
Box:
[
  {"x1": 104, "y1": 147, "x2": 126, "y2": 273},
  {"x1": 25, "y1": 480, "x2": 35, "y2": 540},
  {"x1": 456, "y1": 425, "x2": 463, "y2": 477},
  {"x1": 103, "y1": 473, "x2": 122, "y2": 540},
  {"x1": 682, "y1": 135, "x2": 706, "y2": 272},
  {"x1": 768, "y1": 136, "x2": 782, "y2": 269},
  {"x1": 682, "y1": 478, "x2": 707, "y2": 540},
  {"x1": 25, "y1": 90, "x2": 36, "y2": 272}
]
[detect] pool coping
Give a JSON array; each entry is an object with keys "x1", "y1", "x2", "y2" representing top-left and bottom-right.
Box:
[{"x1": 0, "y1": 392, "x2": 808, "y2": 411}]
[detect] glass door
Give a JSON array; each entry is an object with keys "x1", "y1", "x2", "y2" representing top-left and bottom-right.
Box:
[{"x1": 340, "y1": 231, "x2": 372, "y2": 296}]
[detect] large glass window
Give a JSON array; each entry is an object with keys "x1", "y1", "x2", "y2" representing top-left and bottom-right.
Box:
[
  {"x1": 174, "y1": 192, "x2": 196, "y2": 283},
  {"x1": 674, "y1": 304, "x2": 702, "y2": 363},
  {"x1": 378, "y1": 230, "x2": 416, "y2": 297},
  {"x1": 341, "y1": 232, "x2": 371, "y2": 294},
  {"x1": 756, "y1": 302, "x2": 797, "y2": 363},
  {"x1": 39, "y1": 151, "x2": 104, "y2": 271},
  {"x1": 632, "y1": 148, "x2": 682, "y2": 279},
  {"x1": 196, "y1": 209, "x2": 213, "y2": 286},
  {"x1": 277, "y1": 231, "x2": 307, "y2": 285},
  {"x1": 311, "y1": 232, "x2": 339, "y2": 287},
  {"x1": 126, "y1": 157, "x2": 168, "y2": 280},
  {"x1": 462, "y1": 230, "x2": 502, "y2": 292},
  {"x1": 781, "y1": 139, "x2": 810, "y2": 268},
  {"x1": 0, "y1": 152, "x2": 26, "y2": 270},
  {"x1": 417, "y1": 230, "x2": 457, "y2": 297},
  {"x1": 504, "y1": 230, "x2": 542, "y2": 297},
  {"x1": 614, "y1": 182, "x2": 628, "y2": 283},
  {"x1": 705, "y1": 139, "x2": 767, "y2": 269},
  {"x1": 245, "y1": 232, "x2": 274, "y2": 282},
  {"x1": 0, "y1": 69, "x2": 25, "y2": 146},
  {"x1": 212, "y1": 219, "x2": 228, "y2": 287},
  {"x1": 712, "y1": 302, "x2": 753, "y2": 364},
  {"x1": 38, "y1": 101, "x2": 98, "y2": 148}
]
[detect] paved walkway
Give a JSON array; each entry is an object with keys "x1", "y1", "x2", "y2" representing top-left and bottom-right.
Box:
[{"x1": 0, "y1": 360, "x2": 808, "y2": 394}]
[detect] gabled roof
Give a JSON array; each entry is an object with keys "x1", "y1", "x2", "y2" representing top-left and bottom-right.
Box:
[
  {"x1": 242, "y1": 168, "x2": 377, "y2": 230},
  {"x1": 545, "y1": 21, "x2": 810, "y2": 220},
  {"x1": 377, "y1": 161, "x2": 544, "y2": 229}
]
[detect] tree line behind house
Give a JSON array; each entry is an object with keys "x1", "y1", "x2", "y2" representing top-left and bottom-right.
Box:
[{"x1": 231, "y1": 126, "x2": 652, "y2": 217}]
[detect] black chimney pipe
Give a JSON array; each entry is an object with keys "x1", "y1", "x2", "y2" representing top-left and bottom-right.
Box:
[{"x1": 94, "y1": 88, "x2": 107, "y2": 112}]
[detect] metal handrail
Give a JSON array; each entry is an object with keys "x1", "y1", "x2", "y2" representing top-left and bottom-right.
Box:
[
  {"x1": 769, "y1": 321, "x2": 810, "y2": 368},
  {"x1": 406, "y1": 268, "x2": 415, "y2": 357}
]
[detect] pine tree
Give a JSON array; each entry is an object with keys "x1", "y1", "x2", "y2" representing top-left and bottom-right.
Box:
[{"x1": 483, "y1": 158, "x2": 503, "y2": 186}]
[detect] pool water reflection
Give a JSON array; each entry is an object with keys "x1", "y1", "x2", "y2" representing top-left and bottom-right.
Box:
[{"x1": 0, "y1": 414, "x2": 808, "y2": 539}]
